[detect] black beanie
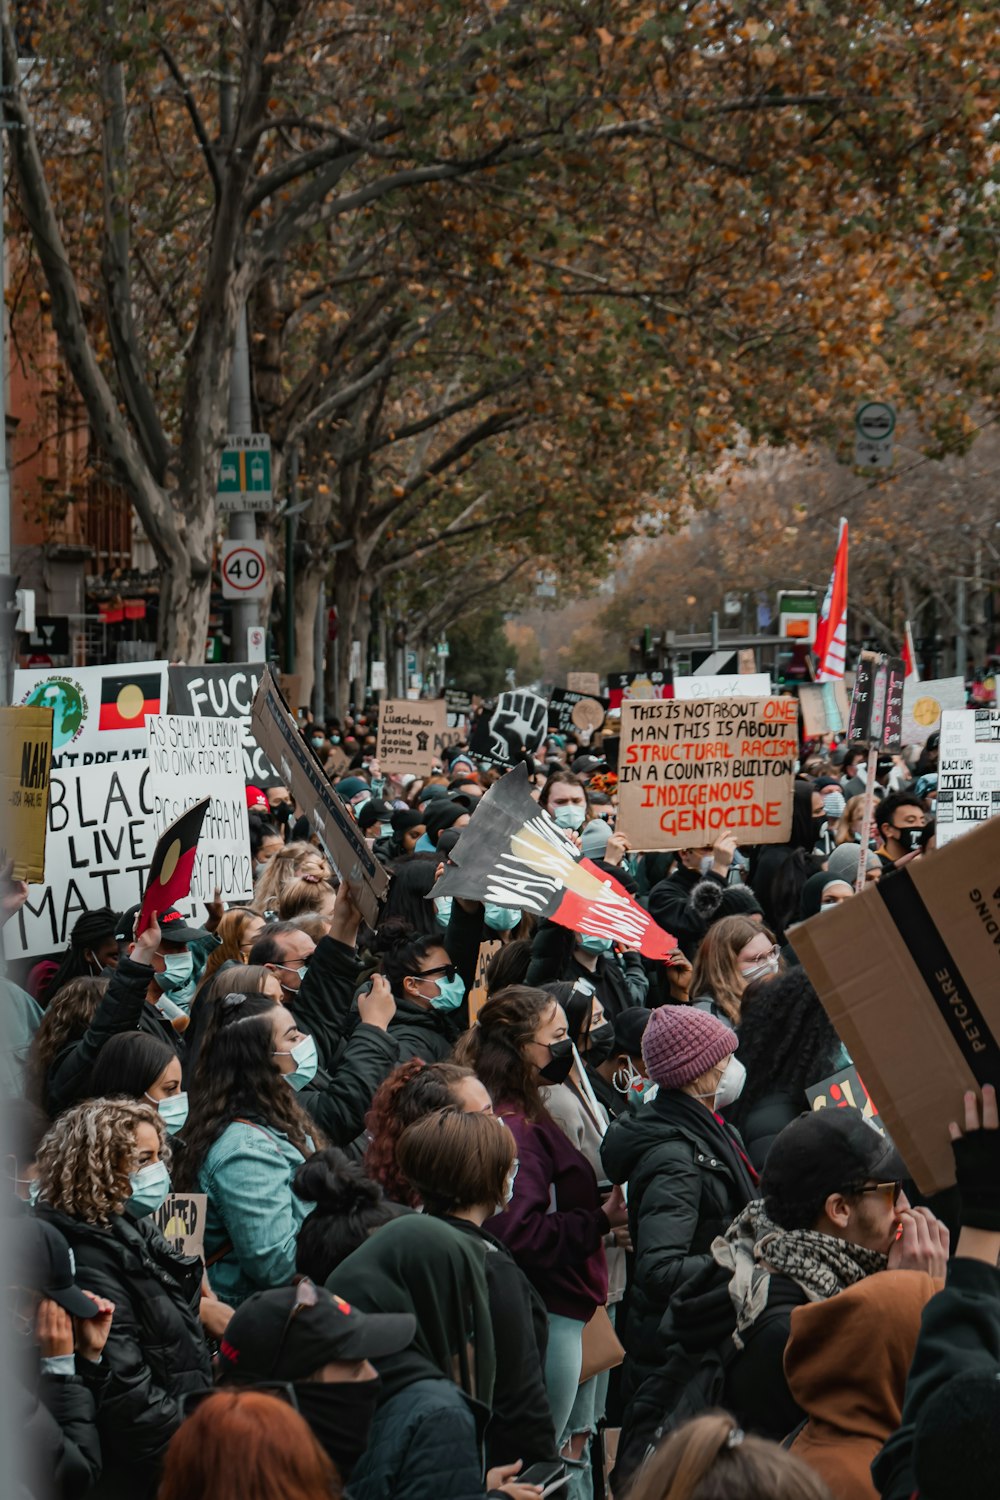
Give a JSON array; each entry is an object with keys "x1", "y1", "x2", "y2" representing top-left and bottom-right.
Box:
[{"x1": 422, "y1": 800, "x2": 466, "y2": 844}]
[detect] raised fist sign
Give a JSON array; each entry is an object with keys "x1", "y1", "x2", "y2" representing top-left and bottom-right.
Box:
[{"x1": 489, "y1": 690, "x2": 548, "y2": 763}]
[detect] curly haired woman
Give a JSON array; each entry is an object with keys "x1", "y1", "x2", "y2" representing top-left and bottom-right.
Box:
[{"x1": 33, "y1": 1097, "x2": 214, "y2": 1500}]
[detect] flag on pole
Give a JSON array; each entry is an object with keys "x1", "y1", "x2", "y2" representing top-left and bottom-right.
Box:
[
  {"x1": 902, "y1": 620, "x2": 919, "y2": 684},
  {"x1": 815, "y1": 518, "x2": 849, "y2": 681}
]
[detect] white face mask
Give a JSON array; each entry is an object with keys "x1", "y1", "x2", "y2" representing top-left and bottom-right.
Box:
[
  {"x1": 699, "y1": 855, "x2": 714, "y2": 875},
  {"x1": 553, "y1": 804, "x2": 586, "y2": 831},
  {"x1": 713, "y1": 1056, "x2": 747, "y2": 1110}
]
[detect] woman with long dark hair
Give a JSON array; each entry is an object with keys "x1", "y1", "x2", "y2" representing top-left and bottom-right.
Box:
[
  {"x1": 87, "y1": 1030, "x2": 187, "y2": 1136},
  {"x1": 455, "y1": 986, "x2": 626, "y2": 1449},
  {"x1": 294, "y1": 1147, "x2": 401, "y2": 1282},
  {"x1": 25, "y1": 978, "x2": 108, "y2": 1111},
  {"x1": 180, "y1": 992, "x2": 325, "y2": 1305},
  {"x1": 378, "y1": 856, "x2": 440, "y2": 936}
]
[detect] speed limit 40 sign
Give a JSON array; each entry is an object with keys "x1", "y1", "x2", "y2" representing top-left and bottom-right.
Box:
[{"x1": 221, "y1": 540, "x2": 267, "y2": 600}]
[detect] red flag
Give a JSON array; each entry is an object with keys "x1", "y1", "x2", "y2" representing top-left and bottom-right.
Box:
[
  {"x1": 902, "y1": 620, "x2": 919, "y2": 684},
  {"x1": 137, "y1": 798, "x2": 211, "y2": 937},
  {"x1": 815, "y1": 519, "x2": 848, "y2": 681}
]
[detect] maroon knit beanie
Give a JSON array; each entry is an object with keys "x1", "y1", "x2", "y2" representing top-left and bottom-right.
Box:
[{"x1": 641, "y1": 1005, "x2": 738, "y2": 1089}]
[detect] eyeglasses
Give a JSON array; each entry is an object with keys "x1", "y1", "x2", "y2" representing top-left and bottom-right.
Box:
[
  {"x1": 739, "y1": 945, "x2": 780, "y2": 978},
  {"x1": 418, "y1": 963, "x2": 458, "y2": 984},
  {"x1": 270, "y1": 1277, "x2": 319, "y2": 1378},
  {"x1": 855, "y1": 1180, "x2": 904, "y2": 1207}
]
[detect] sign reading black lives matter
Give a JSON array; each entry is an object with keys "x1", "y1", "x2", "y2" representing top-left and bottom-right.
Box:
[
  {"x1": 616, "y1": 695, "x2": 797, "y2": 851},
  {"x1": 168, "y1": 664, "x2": 279, "y2": 786},
  {"x1": 251, "y1": 669, "x2": 389, "y2": 925}
]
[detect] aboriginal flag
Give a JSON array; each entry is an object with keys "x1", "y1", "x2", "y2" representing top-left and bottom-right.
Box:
[
  {"x1": 431, "y1": 764, "x2": 676, "y2": 962},
  {"x1": 98, "y1": 672, "x2": 162, "y2": 732},
  {"x1": 137, "y1": 798, "x2": 211, "y2": 937}
]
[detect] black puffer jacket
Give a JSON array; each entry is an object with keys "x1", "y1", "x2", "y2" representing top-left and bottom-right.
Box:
[
  {"x1": 600, "y1": 1092, "x2": 756, "y2": 1398},
  {"x1": 34, "y1": 1204, "x2": 211, "y2": 1500},
  {"x1": 17, "y1": 1357, "x2": 105, "y2": 1500}
]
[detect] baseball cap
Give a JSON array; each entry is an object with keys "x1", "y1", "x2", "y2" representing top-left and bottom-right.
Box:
[
  {"x1": 246, "y1": 785, "x2": 271, "y2": 814},
  {"x1": 114, "y1": 904, "x2": 209, "y2": 945},
  {"x1": 761, "y1": 1107, "x2": 906, "y2": 1226},
  {"x1": 572, "y1": 754, "x2": 606, "y2": 776},
  {"x1": 218, "y1": 1281, "x2": 415, "y2": 1382},
  {"x1": 15, "y1": 1218, "x2": 97, "y2": 1318}
]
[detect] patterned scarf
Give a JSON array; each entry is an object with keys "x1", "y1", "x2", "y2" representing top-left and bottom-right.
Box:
[{"x1": 712, "y1": 1200, "x2": 887, "y2": 1348}]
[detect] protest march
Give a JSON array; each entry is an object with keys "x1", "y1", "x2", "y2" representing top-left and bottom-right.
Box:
[
  {"x1": 5, "y1": 569, "x2": 1000, "y2": 1500},
  {"x1": 3, "y1": 8, "x2": 1000, "y2": 1499}
]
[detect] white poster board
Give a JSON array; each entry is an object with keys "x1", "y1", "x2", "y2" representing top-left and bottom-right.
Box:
[
  {"x1": 674, "y1": 673, "x2": 771, "y2": 700},
  {"x1": 901, "y1": 677, "x2": 966, "y2": 748},
  {"x1": 146, "y1": 716, "x2": 253, "y2": 904},
  {"x1": 937, "y1": 709, "x2": 1000, "y2": 847},
  {"x1": 14, "y1": 663, "x2": 168, "y2": 768}
]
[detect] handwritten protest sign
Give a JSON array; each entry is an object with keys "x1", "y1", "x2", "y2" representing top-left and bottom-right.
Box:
[
  {"x1": 937, "y1": 709, "x2": 1000, "y2": 847},
  {"x1": 146, "y1": 716, "x2": 253, "y2": 905},
  {"x1": 674, "y1": 673, "x2": 771, "y2": 700},
  {"x1": 901, "y1": 676, "x2": 965, "y2": 747},
  {"x1": 467, "y1": 939, "x2": 503, "y2": 1023},
  {"x1": 617, "y1": 695, "x2": 797, "y2": 850},
  {"x1": 15, "y1": 663, "x2": 167, "y2": 769},
  {"x1": 376, "y1": 699, "x2": 446, "y2": 776},
  {"x1": 548, "y1": 688, "x2": 608, "y2": 735},
  {"x1": 806, "y1": 1065, "x2": 891, "y2": 1141},
  {"x1": 567, "y1": 672, "x2": 601, "y2": 696},
  {"x1": 607, "y1": 671, "x2": 671, "y2": 710},
  {"x1": 846, "y1": 652, "x2": 905, "y2": 752},
  {"x1": 252, "y1": 669, "x2": 389, "y2": 925},
  {"x1": 168, "y1": 664, "x2": 278, "y2": 786},
  {"x1": 155, "y1": 1193, "x2": 207, "y2": 1261},
  {"x1": 0, "y1": 707, "x2": 52, "y2": 881},
  {"x1": 799, "y1": 681, "x2": 849, "y2": 738},
  {"x1": 6, "y1": 761, "x2": 154, "y2": 958}
]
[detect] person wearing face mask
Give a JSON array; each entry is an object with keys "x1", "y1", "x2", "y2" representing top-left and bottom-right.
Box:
[
  {"x1": 372, "y1": 919, "x2": 469, "y2": 1063},
  {"x1": 216, "y1": 1280, "x2": 415, "y2": 1484},
  {"x1": 600, "y1": 1004, "x2": 757, "y2": 1409},
  {"x1": 584, "y1": 1006, "x2": 654, "y2": 1119},
  {"x1": 397, "y1": 1109, "x2": 559, "y2": 1470},
  {"x1": 87, "y1": 1030, "x2": 190, "y2": 1141},
  {"x1": 33, "y1": 906, "x2": 120, "y2": 1005},
  {"x1": 32, "y1": 1097, "x2": 213, "y2": 1500},
  {"x1": 538, "y1": 769, "x2": 590, "y2": 834},
  {"x1": 526, "y1": 916, "x2": 647, "y2": 1022},
  {"x1": 689, "y1": 914, "x2": 782, "y2": 1026},
  {"x1": 874, "y1": 790, "x2": 927, "y2": 870},
  {"x1": 179, "y1": 993, "x2": 325, "y2": 1306},
  {"x1": 455, "y1": 986, "x2": 627, "y2": 1450},
  {"x1": 128, "y1": 905, "x2": 212, "y2": 1018},
  {"x1": 647, "y1": 834, "x2": 741, "y2": 962}
]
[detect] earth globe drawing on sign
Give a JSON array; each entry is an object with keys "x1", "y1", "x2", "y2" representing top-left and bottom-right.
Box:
[{"x1": 24, "y1": 678, "x2": 86, "y2": 751}]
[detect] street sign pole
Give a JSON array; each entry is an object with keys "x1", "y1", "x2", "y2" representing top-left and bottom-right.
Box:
[{"x1": 226, "y1": 307, "x2": 258, "y2": 662}]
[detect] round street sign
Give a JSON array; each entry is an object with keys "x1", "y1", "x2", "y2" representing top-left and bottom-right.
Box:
[
  {"x1": 221, "y1": 541, "x2": 268, "y2": 599},
  {"x1": 855, "y1": 402, "x2": 896, "y2": 440}
]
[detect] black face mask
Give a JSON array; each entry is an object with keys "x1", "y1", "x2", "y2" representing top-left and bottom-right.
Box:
[
  {"x1": 584, "y1": 1022, "x2": 615, "y2": 1067},
  {"x1": 811, "y1": 815, "x2": 828, "y2": 842},
  {"x1": 890, "y1": 825, "x2": 919, "y2": 854},
  {"x1": 538, "y1": 1036, "x2": 574, "y2": 1085},
  {"x1": 293, "y1": 1376, "x2": 382, "y2": 1479}
]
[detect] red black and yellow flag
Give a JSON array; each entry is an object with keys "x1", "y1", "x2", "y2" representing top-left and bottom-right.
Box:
[
  {"x1": 98, "y1": 672, "x2": 162, "y2": 732},
  {"x1": 138, "y1": 798, "x2": 211, "y2": 937}
]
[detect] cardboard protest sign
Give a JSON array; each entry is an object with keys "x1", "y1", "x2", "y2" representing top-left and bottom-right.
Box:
[
  {"x1": 469, "y1": 690, "x2": 548, "y2": 768},
  {"x1": 14, "y1": 663, "x2": 167, "y2": 768},
  {"x1": 6, "y1": 761, "x2": 155, "y2": 958},
  {"x1": 376, "y1": 699, "x2": 446, "y2": 776},
  {"x1": 674, "y1": 673, "x2": 771, "y2": 700},
  {"x1": 793, "y1": 813, "x2": 1000, "y2": 1193},
  {"x1": 616, "y1": 695, "x2": 796, "y2": 851},
  {"x1": 168, "y1": 664, "x2": 279, "y2": 786},
  {"x1": 806, "y1": 1065, "x2": 891, "y2": 1141},
  {"x1": 432, "y1": 764, "x2": 677, "y2": 960},
  {"x1": 567, "y1": 672, "x2": 601, "y2": 696},
  {"x1": 548, "y1": 688, "x2": 608, "y2": 736},
  {"x1": 799, "y1": 680, "x2": 849, "y2": 738},
  {"x1": 251, "y1": 669, "x2": 389, "y2": 925},
  {"x1": 146, "y1": 717, "x2": 253, "y2": 907},
  {"x1": 607, "y1": 671, "x2": 671, "y2": 710},
  {"x1": 155, "y1": 1193, "x2": 207, "y2": 1261},
  {"x1": 901, "y1": 676, "x2": 965, "y2": 747},
  {"x1": 138, "y1": 798, "x2": 211, "y2": 936},
  {"x1": 467, "y1": 938, "x2": 504, "y2": 1024},
  {"x1": 0, "y1": 707, "x2": 52, "y2": 881},
  {"x1": 936, "y1": 709, "x2": 1000, "y2": 847},
  {"x1": 845, "y1": 652, "x2": 905, "y2": 752}
]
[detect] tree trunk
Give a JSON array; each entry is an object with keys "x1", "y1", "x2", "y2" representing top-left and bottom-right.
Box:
[
  {"x1": 331, "y1": 550, "x2": 369, "y2": 714},
  {"x1": 294, "y1": 568, "x2": 323, "y2": 708},
  {"x1": 155, "y1": 498, "x2": 215, "y2": 662}
]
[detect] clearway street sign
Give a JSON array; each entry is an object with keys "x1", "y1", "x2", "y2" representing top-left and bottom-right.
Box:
[
  {"x1": 854, "y1": 402, "x2": 895, "y2": 470},
  {"x1": 217, "y1": 434, "x2": 273, "y2": 513}
]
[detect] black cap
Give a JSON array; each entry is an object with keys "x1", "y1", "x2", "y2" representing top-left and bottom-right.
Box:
[
  {"x1": 218, "y1": 1281, "x2": 415, "y2": 1382},
  {"x1": 391, "y1": 809, "x2": 425, "y2": 837},
  {"x1": 358, "y1": 799, "x2": 390, "y2": 832},
  {"x1": 16, "y1": 1218, "x2": 98, "y2": 1318},
  {"x1": 761, "y1": 1107, "x2": 906, "y2": 1224},
  {"x1": 114, "y1": 904, "x2": 209, "y2": 945},
  {"x1": 612, "y1": 1006, "x2": 653, "y2": 1058},
  {"x1": 571, "y1": 754, "x2": 606, "y2": 776}
]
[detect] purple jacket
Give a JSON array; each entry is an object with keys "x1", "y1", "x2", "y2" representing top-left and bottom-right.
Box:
[{"x1": 488, "y1": 1105, "x2": 608, "y2": 1322}]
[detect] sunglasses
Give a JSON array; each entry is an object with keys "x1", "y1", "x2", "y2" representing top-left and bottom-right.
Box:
[
  {"x1": 855, "y1": 1179, "x2": 904, "y2": 1207},
  {"x1": 418, "y1": 963, "x2": 458, "y2": 984},
  {"x1": 271, "y1": 1277, "x2": 319, "y2": 1378}
]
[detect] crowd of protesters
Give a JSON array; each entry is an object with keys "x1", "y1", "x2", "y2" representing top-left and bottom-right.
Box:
[{"x1": 5, "y1": 705, "x2": 999, "y2": 1500}]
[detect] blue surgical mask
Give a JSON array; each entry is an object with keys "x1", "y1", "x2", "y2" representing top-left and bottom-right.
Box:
[
  {"x1": 147, "y1": 1091, "x2": 189, "y2": 1135},
  {"x1": 484, "y1": 903, "x2": 521, "y2": 933},
  {"x1": 311, "y1": 736, "x2": 325, "y2": 749},
  {"x1": 127, "y1": 1160, "x2": 172, "y2": 1218},
  {"x1": 155, "y1": 950, "x2": 196, "y2": 1007},
  {"x1": 330, "y1": 735, "x2": 341, "y2": 745},
  {"x1": 553, "y1": 804, "x2": 586, "y2": 831},
  {"x1": 435, "y1": 896, "x2": 453, "y2": 929},
  {"x1": 415, "y1": 833, "x2": 436, "y2": 854},
  {"x1": 275, "y1": 1034, "x2": 319, "y2": 1092},
  {"x1": 428, "y1": 973, "x2": 466, "y2": 1012},
  {"x1": 579, "y1": 933, "x2": 614, "y2": 954}
]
